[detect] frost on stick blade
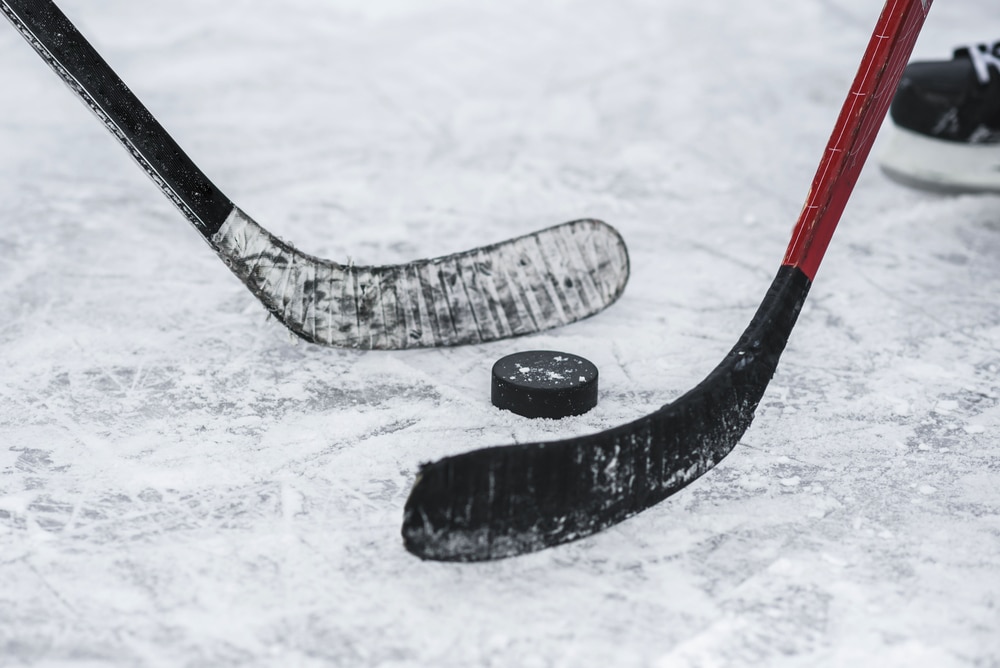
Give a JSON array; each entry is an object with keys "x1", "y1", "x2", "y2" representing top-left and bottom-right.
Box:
[{"x1": 211, "y1": 207, "x2": 630, "y2": 349}]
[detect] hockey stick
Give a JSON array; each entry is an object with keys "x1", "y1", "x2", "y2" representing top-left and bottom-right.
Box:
[
  {"x1": 403, "y1": 0, "x2": 934, "y2": 560},
  {"x1": 1, "y1": 0, "x2": 629, "y2": 349}
]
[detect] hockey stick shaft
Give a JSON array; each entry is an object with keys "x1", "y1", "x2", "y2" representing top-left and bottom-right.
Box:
[
  {"x1": 2, "y1": 0, "x2": 630, "y2": 349},
  {"x1": 403, "y1": 0, "x2": 933, "y2": 560},
  {"x1": 2, "y1": 0, "x2": 231, "y2": 236},
  {"x1": 783, "y1": 0, "x2": 932, "y2": 279}
]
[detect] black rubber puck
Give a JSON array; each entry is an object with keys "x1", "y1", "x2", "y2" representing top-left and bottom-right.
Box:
[{"x1": 491, "y1": 350, "x2": 598, "y2": 419}]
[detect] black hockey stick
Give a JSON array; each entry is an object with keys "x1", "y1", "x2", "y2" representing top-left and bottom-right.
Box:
[
  {"x1": 403, "y1": 0, "x2": 934, "y2": 560},
  {"x1": 1, "y1": 0, "x2": 629, "y2": 349}
]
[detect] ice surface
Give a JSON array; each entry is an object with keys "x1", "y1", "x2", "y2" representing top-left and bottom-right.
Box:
[{"x1": 1, "y1": 1, "x2": 998, "y2": 666}]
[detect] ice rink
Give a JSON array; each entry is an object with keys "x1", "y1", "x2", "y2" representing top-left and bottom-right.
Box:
[{"x1": 1, "y1": 1, "x2": 998, "y2": 665}]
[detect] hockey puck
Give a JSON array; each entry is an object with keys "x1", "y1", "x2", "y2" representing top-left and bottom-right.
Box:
[{"x1": 491, "y1": 350, "x2": 598, "y2": 419}]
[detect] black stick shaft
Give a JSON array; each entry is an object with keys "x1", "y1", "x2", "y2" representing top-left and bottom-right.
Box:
[{"x1": 2, "y1": 0, "x2": 233, "y2": 236}]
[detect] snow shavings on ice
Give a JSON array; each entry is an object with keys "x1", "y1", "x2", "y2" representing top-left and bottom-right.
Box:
[{"x1": 0, "y1": 0, "x2": 998, "y2": 666}]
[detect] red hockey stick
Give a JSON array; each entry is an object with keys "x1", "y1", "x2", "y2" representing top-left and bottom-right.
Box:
[{"x1": 403, "y1": 0, "x2": 935, "y2": 561}]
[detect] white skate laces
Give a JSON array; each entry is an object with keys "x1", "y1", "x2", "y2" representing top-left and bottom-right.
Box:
[{"x1": 958, "y1": 42, "x2": 1000, "y2": 85}]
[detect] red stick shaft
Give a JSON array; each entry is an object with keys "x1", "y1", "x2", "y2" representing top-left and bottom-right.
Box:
[{"x1": 782, "y1": 0, "x2": 933, "y2": 280}]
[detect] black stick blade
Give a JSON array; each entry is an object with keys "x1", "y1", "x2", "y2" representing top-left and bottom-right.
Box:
[{"x1": 402, "y1": 266, "x2": 811, "y2": 561}]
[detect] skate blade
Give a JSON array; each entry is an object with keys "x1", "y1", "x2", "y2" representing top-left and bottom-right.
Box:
[{"x1": 879, "y1": 126, "x2": 1000, "y2": 194}]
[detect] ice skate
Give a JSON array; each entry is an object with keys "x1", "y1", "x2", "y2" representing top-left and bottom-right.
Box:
[{"x1": 881, "y1": 41, "x2": 1000, "y2": 193}]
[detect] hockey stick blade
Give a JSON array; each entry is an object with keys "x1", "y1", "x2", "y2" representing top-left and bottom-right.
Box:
[
  {"x1": 1, "y1": 0, "x2": 629, "y2": 349},
  {"x1": 403, "y1": 0, "x2": 933, "y2": 560}
]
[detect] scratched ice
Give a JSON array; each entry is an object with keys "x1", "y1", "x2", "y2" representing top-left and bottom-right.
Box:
[{"x1": 0, "y1": 1, "x2": 997, "y2": 666}]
